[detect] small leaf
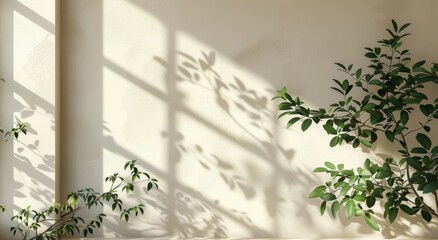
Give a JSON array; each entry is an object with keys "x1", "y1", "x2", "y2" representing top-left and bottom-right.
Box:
[
  {"x1": 287, "y1": 117, "x2": 301, "y2": 128},
  {"x1": 361, "y1": 103, "x2": 376, "y2": 111},
  {"x1": 353, "y1": 195, "x2": 366, "y2": 202},
  {"x1": 321, "y1": 193, "x2": 336, "y2": 201},
  {"x1": 398, "y1": 22, "x2": 411, "y2": 32},
  {"x1": 323, "y1": 123, "x2": 337, "y2": 135},
  {"x1": 416, "y1": 133, "x2": 432, "y2": 150},
  {"x1": 411, "y1": 147, "x2": 428, "y2": 154},
  {"x1": 366, "y1": 196, "x2": 376, "y2": 208},
  {"x1": 324, "y1": 162, "x2": 336, "y2": 170},
  {"x1": 309, "y1": 186, "x2": 326, "y2": 198},
  {"x1": 329, "y1": 136, "x2": 340, "y2": 147},
  {"x1": 413, "y1": 60, "x2": 426, "y2": 70},
  {"x1": 345, "y1": 200, "x2": 355, "y2": 220},
  {"x1": 370, "y1": 110, "x2": 384, "y2": 125},
  {"x1": 361, "y1": 139, "x2": 372, "y2": 148},
  {"x1": 400, "y1": 204, "x2": 413, "y2": 215},
  {"x1": 423, "y1": 182, "x2": 438, "y2": 194},
  {"x1": 313, "y1": 167, "x2": 327, "y2": 173},
  {"x1": 301, "y1": 119, "x2": 312, "y2": 131},
  {"x1": 355, "y1": 68, "x2": 362, "y2": 79},
  {"x1": 391, "y1": 19, "x2": 398, "y2": 32},
  {"x1": 320, "y1": 201, "x2": 327, "y2": 216},
  {"x1": 364, "y1": 213, "x2": 380, "y2": 231},
  {"x1": 340, "y1": 185, "x2": 352, "y2": 196},
  {"x1": 353, "y1": 185, "x2": 366, "y2": 192},
  {"x1": 385, "y1": 131, "x2": 395, "y2": 142},
  {"x1": 421, "y1": 210, "x2": 432, "y2": 223},
  {"x1": 388, "y1": 207, "x2": 398, "y2": 223},
  {"x1": 334, "y1": 63, "x2": 346, "y2": 70},
  {"x1": 400, "y1": 110, "x2": 409, "y2": 126},
  {"x1": 352, "y1": 138, "x2": 360, "y2": 148},
  {"x1": 331, "y1": 201, "x2": 340, "y2": 219}
]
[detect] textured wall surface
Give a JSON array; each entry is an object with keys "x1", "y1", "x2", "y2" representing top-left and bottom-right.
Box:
[
  {"x1": 2, "y1": 0, "x2": 438, "y2": 239},
  {"x1": 60, "y1": 0, "x2": 438, "y2": 238},
  {"x1": 0, "y1": 0, "x2": 57, "y2": 238}
]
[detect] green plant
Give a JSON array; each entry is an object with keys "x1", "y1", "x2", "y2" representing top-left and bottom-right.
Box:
[
  {"x1": 1, "y1": 81, "x2": 158, "y2": 239},
  {"x1": 10, "y1": 160, "x2": 158, "y2": 240},
  {"x1": 274, "y1": 20, "x2": 438, "y2": 230}
]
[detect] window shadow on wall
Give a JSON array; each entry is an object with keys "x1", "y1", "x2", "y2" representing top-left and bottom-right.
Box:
[
  {"x1": 0, "y1": 0, "x2": 56, "y2": 238},
  {"x1": 101, "y1": 49, "x2": 324, "y2": 238}
]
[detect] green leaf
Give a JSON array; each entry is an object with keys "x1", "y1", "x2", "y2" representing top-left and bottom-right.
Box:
[
  {"x1": 321, "y1": 193, "x2": 336, "y2": 201},
  {"x1": 331, "y1": 87, "x2": 344, "y2": 95},
  {"x1": 334, "y1": 63, "x2": 346, "y2": 70},
  {"x1": 416, "y1": 133, "x2": 432, "y2": 150},
  {"x1": 341, "y1": 170, "x2": 354, "y2": 176},
  {"x1": 365, "y1": 52, "x2": 378, "y2": 59},
  {"x1": 385, "y1": 130, "x2": 395, "y2": 142},
  {"x1": 324, "y1": 161, "x2": 336, "y2": 170},
  {"x1": 366, "y1": 196, "x2": 376, "y2": 208},
  {"x1": 352, "y1": 138, "x2": 360, "y2": 148},
  {"x1": 364, "y1": 213, "x2": 380, "y2": 231},
  {"x1": 342, "y1": 80, "x2": 349, "y2": 92},
  {"x1": 388, "y1": 207, "x2": 398, "y2": 223},
  {"x1": 355, "y1": 68, "x2": 362, "y2": 79},
  {"x1": 398, "y1": 22, "x2": 411, "y2": 32},
  {"x1": 361, "y1": 139, "x2": 372, "y2": 148},
  {"x1": 313, "y1": 167, "x2": 327, "y2": 173},
  {"x1": 361, "y1": 103, "x2": 376, "y2": 111},
  {"x1": 287, "y1": 117, "x2": 301, "y2": 128},
  {"x1": 345, "y1": 200, "x2": 355, "y2": 220},
  {"x1": 423, "y1": 182, "x2": 438, "y2": 194},
  {"x1": 353, "y1": 195, "x2": 366, "y2": 202},
  {"x1": 353, "y1": 184, "x2": 366, "y2": 192},
  {"x1": 301, "y1": 119, "x2": 312, "y2": 131},
  {"x1": 340, "y1": 185, "x2": 352, "y2": 196},
  {"x1": 406, "y1": 158, "x2": 422, "y2": 171},
  {"x1": 320, "y1": 201, "x2": 327, "y2": 216},
  {"x1": 411, "y1": 147, "x2": 428, "y2": 154},
  {"x1": 421, "y1": 210, "x2": 432, "y2": 223},
  {"x1": 309, "y1": 186, "x2": 326, "y2": 198},
  {"x1": 329, "y1": 136, "x2": 340, "y2": 147},
  {"x1": 400, "y1": 110, "x2": 409, "y2": 126},
  {"x1": 413, "y1": 60, "x2": 426, "y2": 70},
  {"x1": 323, "y1": 123, "x2": 337, "y2": 135},
  {"x1": 370, "y1": 110, "x2": 384, "y2": 125},
  {"x1": 391, "y1": 19, "x2": 398, "y2": 32},
  {"x1": 420, "y1": 104, "x2": 431, "y2": 116},
  {"x1": 400, "y1": 204, "x2": 413, "y2": 215},
  {"x1": 331, "y1": 201, "x2": 340, "y2": 219}
]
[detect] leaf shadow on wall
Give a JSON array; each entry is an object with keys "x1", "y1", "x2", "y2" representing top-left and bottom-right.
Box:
[
  {"x1": 0, "y1": 81, "x2": 56, "y2": 235},
  {"x1": 98, "y1": 47, "x2": 329, "y2": 238},
  {"x1": 102, "y1": 48, "x2": 328, "y2": 238},
  {"x1": 154, "y1": 49, "x2": 438, "y2": 238}
]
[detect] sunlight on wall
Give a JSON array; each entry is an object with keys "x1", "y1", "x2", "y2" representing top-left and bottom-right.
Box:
[
  {"x1": 1, "y1": 0, "x2": 436, "y2": 239},
  {"x1": 0, "y1": 0, "x2": 56, "y2": 238}
]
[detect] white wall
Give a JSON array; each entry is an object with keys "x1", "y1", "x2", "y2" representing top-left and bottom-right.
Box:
[
  {"x1": 0, "y1": 0, "x2": 57, "y2": 238},
  {"x1": 2, "y1": 0, "x2": 438, "y2": 239},
  {"x1": 60, "y1": 0, "x2": 438, "y2": 238}
]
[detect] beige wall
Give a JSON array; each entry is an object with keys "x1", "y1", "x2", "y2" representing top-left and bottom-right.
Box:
[
  {"x1": 0, "y1": 0, "x2": 57, "y2": 238},
  {"x1": 2, "y1": 0, "x2": 438, "y2": 239}
]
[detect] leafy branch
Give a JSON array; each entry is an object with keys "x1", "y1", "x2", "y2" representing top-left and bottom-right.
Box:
[
  {"x1": 274, "y1": 20, "x2": 438, "y2": 230},
  {"x1": 9, "y1": 160, "x2": 158, "y2": 240}
]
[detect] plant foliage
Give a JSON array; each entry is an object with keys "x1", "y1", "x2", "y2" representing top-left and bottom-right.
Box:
[
  {"x1": 274, "y1": 20, "x2": 438, "y2": 230},
  {"x1": 8, "y1": 160, "x2": 157, "y2": 240},
  {"x1": 1, "y1": 80, "x2": 158, "y2": 239}
]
